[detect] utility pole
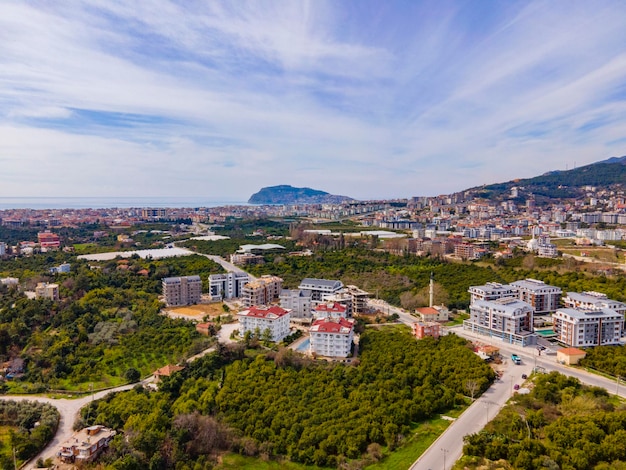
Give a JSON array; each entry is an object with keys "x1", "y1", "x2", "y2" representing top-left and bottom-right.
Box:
[{"x1": 617, "y1": 376, "x2": 621, "y2": 396}]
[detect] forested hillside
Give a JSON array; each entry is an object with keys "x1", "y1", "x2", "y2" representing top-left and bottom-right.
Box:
[
  {"x1": 0, "y1": 254, "x2": 223, "y2": 391},
  {"x1": 468, "y1": 158, "x2": 626, "y2": 204}
]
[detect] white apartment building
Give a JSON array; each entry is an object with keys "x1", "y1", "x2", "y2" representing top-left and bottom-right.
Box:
[
  {"x1": 162, "y1": 275, "x2": 202, "y2": 307},
  {"x1": 241, "y1": 275, "x2": 283, "y2": 307},
  {"x1": 35, "y1": 282, "x2": 60, "y2": 301},
  {"x1": 237, "y1": 305, "x2": 291, "y2": 342},
  {"x1": 553, "y1": 308, "x2": 623, "y2": 347},
  {"x1": 509, "y1": 279, "x2": 562, "y2": 314},
  {"x1": 298, "y1": 278, "x2": 344, "y2": 301},
  {"x1": 562, "y1": 291, "x2": 626, "y2": 316},
  {"x1": 468, "y1": 282, "x2": 517, "y2": 304},
  {"x1": 464, "y1": 297, "x2": 535, "y2": 346},
  {"x1": 312, "y1": 302, "x2": 348, "y2": 319},
  {"x1": 280, "y1": 289, "x2": 312, "y2": 319},
  {"x1": 208, "y1": 272, "x2": 249, "y2": 301},
  {"x1": 309, "y1": 317, "x2": 354, "y2": 358}
]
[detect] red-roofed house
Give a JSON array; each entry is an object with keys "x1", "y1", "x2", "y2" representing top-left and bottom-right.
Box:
[
  {"x1": 309, "y1": 317, "x2": 354, "y2": 357},
  {"x1": 153, "y1": 364, "x2": 185, "y2": 382},
  {"x1": 196, "y1": 322, "x2": 214, "y2": 336},
  {"x1": 312, "y1": 302, "x2": 348, "y2": 319},
  {"x1": 237, "y1": 305, "x2": 291, "y2": 342},
  {"x1": 556, "y1": 347, "x2": 587, "y2": 365},
  {"x1": 416, "y1": 306, "x2": 448, "y2": 322},
  {"x1": 38, "y1": 231, "x2": 60, "y2": 249}
]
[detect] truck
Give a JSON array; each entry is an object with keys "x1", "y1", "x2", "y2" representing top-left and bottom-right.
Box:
[{"x1": 511, "y1": 354, "x2": 522, "y2": 365}]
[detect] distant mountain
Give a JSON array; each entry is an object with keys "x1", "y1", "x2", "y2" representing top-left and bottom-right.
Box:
[
  {"x1": 248, "y1": 185, "x2": 354, "y2": 205},
  {"x1": 466, "y1": 156, "x2": 626, "y2": 205}
]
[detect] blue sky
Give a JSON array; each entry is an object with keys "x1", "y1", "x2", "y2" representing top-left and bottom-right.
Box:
[{"x1": 1, "y1": 1, "x2": 626, "y2": 200}]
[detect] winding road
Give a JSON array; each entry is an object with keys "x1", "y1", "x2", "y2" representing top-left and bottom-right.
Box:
[{"x1": 0, "y1": 378, "x2": 153, "y2": 469}]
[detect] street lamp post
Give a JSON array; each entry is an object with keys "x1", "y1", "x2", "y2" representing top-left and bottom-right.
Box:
[
  {"x1": 441, "y1": 448, "x2": 449, "y2": 470},
  {"x1": 617, "y1": 376, "x2": 621, "y2": 396}
]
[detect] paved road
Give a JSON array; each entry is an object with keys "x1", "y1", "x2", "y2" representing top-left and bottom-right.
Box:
[
  {"x1": 0, "y1": 377, "x2": 154, "y2": 469},
  {"x1": 412, "y1": 327, "x2": 626, "y2": 469},
  {"x1": 411, "y1": 359, "x2": 534, "y2": 470},
  {"x1": 369, "y1": 298, "x2": 626, "y2": 469}
]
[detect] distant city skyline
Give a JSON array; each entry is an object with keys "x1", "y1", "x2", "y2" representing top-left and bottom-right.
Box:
[{"x1": 1, "y1": 1, "x2": 626, "y2": 200}]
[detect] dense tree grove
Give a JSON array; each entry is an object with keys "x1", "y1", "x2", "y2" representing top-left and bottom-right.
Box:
[
  {"x1": 580, "y1": 346, "x2": 626, "y2": 378},
  {"x1": 0, "y1": 400, "x2": 60, "y2": 468},
  {"x1": 463, "y1": 371, "x2": 626, "y2": 469},
  {"x1": 0, "y1": 254, "x2": 221, "y2": 390},
  {"x1": 79, "y1": 329, "x2": 493, "y2": 468}
]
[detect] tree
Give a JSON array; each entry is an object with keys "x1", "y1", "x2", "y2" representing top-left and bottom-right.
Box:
[
  {"x1": 125, "y1": 368, "x2": 141, "y2": 383},
  {"x1": 465, "y1": 379, "x2": 479, "y2": 401},
  {"x1": 261, "y1": 328, "x2": 273, "y2": 344}
]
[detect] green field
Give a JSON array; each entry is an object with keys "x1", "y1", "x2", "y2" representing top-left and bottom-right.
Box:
[{"x1": 365, "y1": 417, "x2": 451, "y2": 469}]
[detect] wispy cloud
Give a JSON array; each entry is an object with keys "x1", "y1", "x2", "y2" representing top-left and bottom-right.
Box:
[{"x1": 0, "y1": 0, "x2": 625, "y2": 199}]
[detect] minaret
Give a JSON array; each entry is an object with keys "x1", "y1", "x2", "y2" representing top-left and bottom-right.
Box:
[{"x1": 429, "y1": 272, "x2": 434, "y2": 308}]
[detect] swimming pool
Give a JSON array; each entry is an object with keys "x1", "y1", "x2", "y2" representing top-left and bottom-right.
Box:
[
  {"x1": 536, "y1": 329, "x2": 556, "y2": 337},
  {"x1": 296, "y1": 337, "x2": 310, "y2": 352}
]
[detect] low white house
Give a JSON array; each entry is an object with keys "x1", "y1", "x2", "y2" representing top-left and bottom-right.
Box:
[
  {"x1": 237, "y1": 305, "x2": 291, "y2": 342},
  {"x1": 309, "y1": 317, "x2": 354, "y2": 358}
]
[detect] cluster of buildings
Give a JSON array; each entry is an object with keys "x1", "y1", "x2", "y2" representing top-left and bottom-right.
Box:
[
  {"x1": 162, "y1": 272, "x2": 368, "y2": 359},
  {"x1": 233, "y1": 276, "x2": 368, "y2": 358},
  {"x1": 463, "y1": 278, "x2": 626, "y2": 348}
]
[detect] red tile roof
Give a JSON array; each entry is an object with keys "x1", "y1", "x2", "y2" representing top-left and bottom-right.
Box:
[
  {"x1": 154, "y1": 364, "x2": 185, "y2": 376},
  {"x1": 313, "y1": 302, "x2": 347, "y2": 314},
  {"x1": 311, "y1": 317, "x2": 354, "y2": 334},
  {"x1": 239, "y1": 305, "x2": 290, "y2": 319},
  {"x1": 416, "y1": 307, "x2": 439, "y2": 315}
]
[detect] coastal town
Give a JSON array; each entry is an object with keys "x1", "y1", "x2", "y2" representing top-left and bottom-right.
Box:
[{"x1": 1, "y1": 172, "x2": 626, "y2": 469}]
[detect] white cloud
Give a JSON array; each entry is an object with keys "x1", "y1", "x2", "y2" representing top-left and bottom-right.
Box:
[{"x1": 0, "y1": 1, "x2": 625, "y2": 200}]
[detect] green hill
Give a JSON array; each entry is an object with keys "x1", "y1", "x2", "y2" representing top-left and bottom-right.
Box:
[
  {"x1": 468, "y1": 156, "x2": 626, "y2": 204},
  {"x1": 248, "y1": 185, "x2": 353, "y2": 204}
]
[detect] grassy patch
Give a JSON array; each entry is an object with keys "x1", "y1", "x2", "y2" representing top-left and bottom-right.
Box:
[
  {"x1": 365, "y1": 417, "x2": 451, "y2": 469},
  {"x1": 0, "y1": 424, "x2": 24, "y2": 467},
  {"x1": 215, "y1": 418, "x2": 453, "y2": 470},
  {"x1": 217, "y1": 454, "x2": 322, "y2": 470}
]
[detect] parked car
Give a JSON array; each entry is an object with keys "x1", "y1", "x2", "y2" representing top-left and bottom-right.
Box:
[
  {"x1": 513, "y1": 384, "x2": 520, "y2": 390},
  {"x1": 521, "y1": 374, "x2": 528, "y2": 379}
]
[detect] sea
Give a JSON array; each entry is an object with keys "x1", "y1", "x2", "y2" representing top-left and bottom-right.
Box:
[{"x1": 0, "y1": 197, "x2": 249, "y2": 210}]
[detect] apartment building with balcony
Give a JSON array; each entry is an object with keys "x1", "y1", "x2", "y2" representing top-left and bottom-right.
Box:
[
  {"x1": 237, "y1": 305, "x2": 291, "y2": 342},
  {"x1": 162, "y1": 275, "x2": 202, "y2": 307},
  {"x1": 562, "y1": 291, "x2": 626, "y2": 316},
  {"x1": 309, "y1": 317, "x2": 354, "y2": 358},
  {"x1": 510, "y1": 278, "x2": 562, "y2": 314},
  {"x1": 312, "y1": 302, "x2": 348, "y2": 319},
  {"x1": 241, "y1": 275, "x2": 283, "y2": 307},
  {"x1": 208, "y1": 272, "x2": 249, "y2": 300},
  {"x1": 464, "y1": 297, "x2": 535, "y2": 346},
  {"x1": 552, "y1": 308, "x2": 623, "y2": 347},
  {"x1": 468, "y1": 282, "x2": 517, "y2": 304},
  {"x1": 280, "y1": 289, "x2": 313, "y2": 319},
  {"x1": 298, "y1": 278, "x2": 344, "y2": 301}
]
